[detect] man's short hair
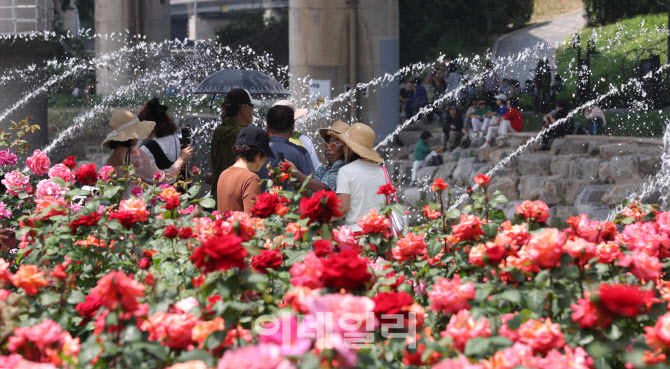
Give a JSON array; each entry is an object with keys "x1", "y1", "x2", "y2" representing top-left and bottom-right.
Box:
[
  {"x1": 420, "y1": 131, "x2": 432, "y2": 140},
  {"x1": 266, "y1": 105, "x2": 294, "y2": 134}
]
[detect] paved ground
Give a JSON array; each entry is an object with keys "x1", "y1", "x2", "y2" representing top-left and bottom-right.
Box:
[{"x1": 494, "y1": 9, "x2": 586, "y2": 85}]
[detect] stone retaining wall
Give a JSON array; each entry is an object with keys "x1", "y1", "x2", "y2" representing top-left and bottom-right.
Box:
[{"x1": 389, "y1": 132, "x2": 664, "y2": 223}]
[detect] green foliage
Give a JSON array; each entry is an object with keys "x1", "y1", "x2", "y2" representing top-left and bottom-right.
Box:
[
  {"x1": 555, "y1": 14, "x2": 669, "y2": 108},
  {"x1": 399, "y1": 0, "x2": 534, "y2": 66},
  {"x1": 582, "y1": 0, "x2": 668, "y2": 26},
  {"x1": 215, "y1": 9, "x2": 286, "y2": 46}
]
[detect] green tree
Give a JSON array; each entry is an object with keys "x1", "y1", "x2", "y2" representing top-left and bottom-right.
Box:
[{"x1": 582, "y1": 0, "x2": 667, "y2": 26}]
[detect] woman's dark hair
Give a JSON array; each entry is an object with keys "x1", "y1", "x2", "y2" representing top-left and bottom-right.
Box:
[
  {"x1": 266, "y1": 105, "x2": 295, "y2": 134},
  {"x1": 108, "y1": 140, "x2": 134, "y2": 149},
  {"x1": 138, "y1": 98, "x2": 178, "y2": 138},
  {"x1": 346, "y1": 151, "x2": 361, "y2": 162},
  {"x1": 420, "y1": 131, "x2": 432, "y2": 140},
  {"x1": 233, "y1": 144, "x2": 262, "y2": 162}
]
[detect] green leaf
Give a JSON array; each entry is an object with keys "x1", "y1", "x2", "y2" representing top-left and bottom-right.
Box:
[
  {"x1": 464, "y1": 337, "x2": 490, "y2": 356},
  {"x1": 178, "y1": 349, "x2": 215, "y2": 367},
  {"x1": 426, "y1": 239, "x2": 443, "y2": 258},
  {"x1": 497, "y1": 289, "x2": 521, "y2": 304},
  {"x1": 122, "y1": 326, "x2": 142, "y2": 343},
  {"x1": 445, "y1": 208, "x2": 461, "y2": 219},
  {"x1": 200, "y1": 197, "x2": 216, "y2": 209},
  {"x1": 107, "y1": 221, "x2": 123, "y2": 232},
  {"x1": 135, "y1": 342, "x2": 169, "y2": 361}
]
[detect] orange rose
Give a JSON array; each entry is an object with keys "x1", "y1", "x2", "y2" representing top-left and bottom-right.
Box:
[
  {"x1": 192, "y1": 317, "x2": 225, "y2": 348},
  {"x1": 35, "y1": 196, "x2": 68, "y2": 219},
  {"x1": 10, "y1": 265, "x2": 49, "y2": 295},
  {"x1": 473, "y1": 174, "x2": 490, "y2": 187},
  {"x1": 159, "y1": 186, "x2": 180, "y2": 202},
  {"x1": 119, "y1": 198, "x2": 151, "y2": 222}
]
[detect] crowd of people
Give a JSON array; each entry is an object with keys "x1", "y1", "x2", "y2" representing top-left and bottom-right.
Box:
[{"x1": 102, "y1": 88, "x2": 392, "y2": 232}]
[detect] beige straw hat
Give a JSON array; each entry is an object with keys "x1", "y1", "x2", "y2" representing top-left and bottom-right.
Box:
[
  {"x1": 332, "y1": 122, "x2": 383, "y2": 163},
  {"x1": 102, "y1": 110, "x2": 156, "y2": 147},
  {"x1": 318, "y1": 121, "x2": 351, "y2": 141}
]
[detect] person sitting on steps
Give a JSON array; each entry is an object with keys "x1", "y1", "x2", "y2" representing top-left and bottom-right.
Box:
[
  {"x1": 471, "y1": 100, "x2": 494, "y2": 138},
  {"x1": 539, "y1": 99, "x2": 575, "y2": 151},
  {"x1": 410, "y1": 131, "x2": 441, "y2": 187},
  {"x1": 480, "y1": 94, "x2": 509, "y2": 149}
]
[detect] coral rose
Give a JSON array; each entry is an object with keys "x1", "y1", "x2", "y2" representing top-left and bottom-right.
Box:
[
  {"x1": 440, "y1": 310, "x2": 492, "y2": 351},
  {"x1": 618, "y1": 251, "x2": 662, "y2": 282},
  {"x1": 473, "y1": 174, "x2": 490, "y2": 187},
  {"x1": 570, "y1": 291, "x2": 611, "y2": 329},
  {"x1": 430, "y1": 178, "x2": 449, "y2": 193},
  {"x1": 190, "y1": 234, "x2": 248, "y2": 273},
  {"x1": 331, "y1": 226, "x2": 359, "y2": 251},
  {"x1": 10, "y1": 265, "x2": 49, "y2": 295},
  {"x1": 526, "y1": 228, "x2": 566, "y2": 268},
  {"x1": 516, "y1": 318, "x2": 565, "y2": 354},
  {"x1": 392, "y1": 232, "x2": 427, "y2": 262},
  {"x1": 140, "y1": 311, "x2": 198, "y2": 349},
  {"x1": 320, "y1": 249, "x2": 372, "y2": 291},
  {"x1": 119, "y1": 197, "x2": 151, "y2": 222},
  {"x1": 515, "y1": 200, "x2": 550, "y2": 223},
  {"x1": 595, "y1": 241, "x2": 623, "y2": 264},
  {"x1": 289, "y1": 252, "x2": 323, "y2": 289},
  {"x1": 25, "y1": 149, "x2": 51, "y2": 176},
  {"x1": 422, "y1": 205, "x2": 441, "y2": 220},
  {"x1": 357, "y1": 208, "x2": 391, "y2": 234},
  {"x1": 644, "y1": 312, "x2": 670, "y2": 350},
  {"x1": 451, "y1": 214, "x2": 485, "y2": 241},
  {"x1": 89, "y1": 270, "x2": 145, "y2": 312},
  {"x1": 428, "y1": 275, "x2": 475, "y2": 314}
]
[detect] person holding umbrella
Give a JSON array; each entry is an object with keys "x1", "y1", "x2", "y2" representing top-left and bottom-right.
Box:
[{"x1": 210, "y1": 88, "x2": 260, "y2": 202}]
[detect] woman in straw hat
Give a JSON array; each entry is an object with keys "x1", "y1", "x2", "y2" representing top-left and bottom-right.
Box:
[
  {"x1": 282, "y1": 121, "x2": 350, "y2": 194},
  {"x1": 103, "y1": 110, "x2": 194, "y2": 184},
  {"x1": 332, "y1": 123, "x2": 387, "y2": 231}
]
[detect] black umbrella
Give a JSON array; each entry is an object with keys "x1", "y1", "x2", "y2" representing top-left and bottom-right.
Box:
[{"x1": 192, "y1": 69, "x2": 289, "y2": 96}]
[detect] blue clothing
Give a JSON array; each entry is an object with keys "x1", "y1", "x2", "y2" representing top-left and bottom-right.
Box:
[
  {"x1": 257, "y1": 136, "x2": 314, "y2": 180},
  {"x1": 411, "y1": 85, "x2": 429, "y2": 106},
  {"x1": 496, "y1": 105, "x2": 509, "y2": 117}
]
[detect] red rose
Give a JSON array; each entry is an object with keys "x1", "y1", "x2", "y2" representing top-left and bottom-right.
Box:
[
  {"x1": 50, "y1": 265, "x2": 68, "y2": 280},
  {"x1": 62, "y1": 155, "x2": 77, "y2": 169},
  {"x1": 178, "y1": 227, "x2": 193, "y2": 239},
  {"x1": 190, "y1": 234, "x2": 247, "y2": 273},
  {"x1": 109, "y1": 211, "x2": 138, "y2": 229},
  {"x1": 69, "y1": 212, "x2": 101, "y2": 234},
  {"x1": 251, "y1": 192, "x2": 281, "y2": 218},
  {"x1": 473, "y1": 174, "x2": 490, "y2": 187},
  {"x1": 377, "y1": 183, "x2": 397, "y2": 196},
  {"x1": 484, "y1": 243, "x2": 506, "y2": 265},
  {"x1": 251, "y1": 249, "x2": 283, "y2": 274},
  {"x1": 372, "y1": 291, "x2": 414, "y2": 322},
  {"x1": 163, "y1": 197, "x2": 180, "y2": 210},
  {"x1": 192, "y1": 275, "x2": 204, "y2": 288},
  {"x1": 313, "y1": 239, "x2": 332, "y2": 257},
  {"x1": 138, "y1": 257, "x2": 152, "y2": 270},
  {"x1": 430, "y1": 178, "x2": 449, "y2": 193},
  {"x1": 320, "y1": 249, "x2": 372, "y2": 291},
  {"x1": 598, "y1": 284, "x2": 657, "y2": 317},
  {"x1": 299, "y1": 190, "x2": 342, "y2": 224},
  {"x1": 76, "y1": 163, "x2": 99, "y2": 185},
  {"x1": 145, "y1": 273, "x2": 155, "y2": 286},
  {"x1": 164, "y1": 225, "x2": 179, "y2": 239},
  {"x1": 76, "y1": 294, "x2": 103, "y2": 322}
]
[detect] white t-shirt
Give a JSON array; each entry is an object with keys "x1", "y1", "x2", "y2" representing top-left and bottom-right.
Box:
[
  {"x1": 336, "y1": 159, "x2": 387, "y2": 231},
  {"x1": 140, "y1": 133, "x2": 181, "y2": 164},
  {"x1": 585, "y1": 106, "x2": 606, "y2": 126}
]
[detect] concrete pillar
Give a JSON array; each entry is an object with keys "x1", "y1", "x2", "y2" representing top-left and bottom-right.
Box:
[
  {"x1": 95, "y1": 0, "x2": 171, "y2": 95},
  {"x1": 289, "y1": 0, "x2": 398, "y2": 142},
  {"x1": 0, "y1": 39, "x2": 53, "y2": 150}
]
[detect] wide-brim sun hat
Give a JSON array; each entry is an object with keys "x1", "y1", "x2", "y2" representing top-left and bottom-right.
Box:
[
  {"x1": 318, "y1": 121, "x2": 351, "y2": 141},
  {"x1": 102, "y1": 110, "x2": 156, "y2": 147},
  {"x1": 332, "y1": 122, "x2": 383, "y2": 163},
  {"x1": 273, "y1": 100, "x2": 308, "y2": 121}
]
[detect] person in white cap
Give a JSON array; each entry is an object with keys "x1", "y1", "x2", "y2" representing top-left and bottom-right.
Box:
[
  {"x1": 272, "y1": 100, "x2": 321, "y2": 169},
  {"x1": 480, "y1": 93, "x2": 510, "y2": 149}
]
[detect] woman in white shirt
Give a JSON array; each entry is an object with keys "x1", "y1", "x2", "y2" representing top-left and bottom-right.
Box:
[
  {"x1": 138, "y1": 98, "x2": 183, "y2": 169},
  {"x1": 333, "y1": 123, "x2": 387, "y2": 232}
]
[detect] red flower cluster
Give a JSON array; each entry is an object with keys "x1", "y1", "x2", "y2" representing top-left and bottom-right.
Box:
[
  {"x1": 430, "y1": 178, "x2": 449, "y2": 193},
  {"x1": 190, "y1": 234, "x2": 248, "y2": 274},
  {"x1": 68, "y1": 212, "x2": 101, "y2": 234},
  {"x1": 473, "y1": 174, "x2": 490, "y2": 188},
  {"x1": 75, "y1": 294, "x2": 103, "y2": 323},
  {"x1": 75, "y1": 163, "x2": 98, "y2": 185},
  {"x1": 372, "y1": 291, "x2": 414, "y2": 322},
  {"x1": 62, "y1": 155, "x2": 76, "y2": 169},
  {"x1": 251, "y1": 192, "x2": 289, "y2": 218},
  {"x1": 251, "y1": 249, "x2": 283, "y2": 274},
  {"x1": 320, "y1": 249, "x2": 372, "y2": 291},
  {"x1": 597, "y1": 283, "x2": 658, "y2": 317},
  {"x1": 451, "y1": 214, "x2": 485, "y2": 241},
  {"x1": 377, "y1": 183, "x2": 396, "y2": 196},
  {"x1": 89, "y1": 270, "x2": 145, "y2": 313},
  {"x1": 299, "y1": 190, "x2": 342, "y2": 224},
  {"x1": 515, "y1": 200, "x2": 551, "y2": 223}
]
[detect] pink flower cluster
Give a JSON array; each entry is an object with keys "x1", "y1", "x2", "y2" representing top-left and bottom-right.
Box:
[{"x1": 428, "y1": 275, "x2": 475, "y2": 314}]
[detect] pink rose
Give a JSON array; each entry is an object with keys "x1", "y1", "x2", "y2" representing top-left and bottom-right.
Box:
[
  {"x1": 0, "y1": 202, "x2": 11, "y2": 218},
  {"x1": 331, "y1": 226, "x2": 359, "y2": 251},
  {"x1": 0, "y1": 150, "x2": 17, "y2": 166},
  {"x1": 1, "y1": 170, "x2": 30, "y2": 195},
  {"x1": 25, "y1": 149, "x2": 51, "y2": 176},
  {"x1": 98, "y1": 166, "x2": 115, "y2": 182},
  {"x1": 131, "y1": 186, "x2": 143, "y2": 197},
  {"x1": 153, "y1": 172, "x2": 162, "y2": 181},
  {"x1": 35, "y1": 179, "x2": 67, "y2": 199},
  {"x1": 48, "y1": 163, "x2": 74, "y2": 182}
]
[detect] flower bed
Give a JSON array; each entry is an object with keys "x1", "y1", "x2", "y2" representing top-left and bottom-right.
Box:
[{"x1": 0, "y1": 119, "x2": 669, "y2": 368}]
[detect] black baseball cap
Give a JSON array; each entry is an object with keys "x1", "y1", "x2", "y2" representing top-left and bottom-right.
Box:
[
  {"x1": 224, "y1": 88, "x2": 261, "y2": 106},
  {"x1": 236, "y1": 125, "x2": 275, "y2": 159}
]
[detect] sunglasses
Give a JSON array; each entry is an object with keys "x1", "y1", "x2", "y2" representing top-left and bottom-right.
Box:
[{"x1": 321, "y1": 141, "x2": 344, "y2": 150}]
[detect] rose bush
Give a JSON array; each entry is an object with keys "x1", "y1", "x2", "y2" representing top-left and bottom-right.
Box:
[{"x1": 0, "y1": 121, "x2": 669, "y2": 368}]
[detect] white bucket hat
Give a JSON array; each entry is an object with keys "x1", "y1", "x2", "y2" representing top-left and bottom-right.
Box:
[{"x1": 102, "y1": 110, "x2": 156, "y2": 148}]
